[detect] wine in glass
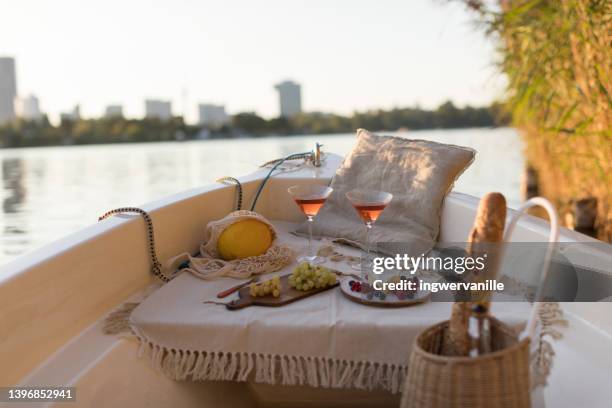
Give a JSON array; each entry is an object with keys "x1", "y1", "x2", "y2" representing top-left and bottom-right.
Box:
[
  {"x1": 288, "y1": 185, "x2": 333, "y2": 265},
  {"x1": 346, "y1": 189, "x2": 393, "y2": 270}
]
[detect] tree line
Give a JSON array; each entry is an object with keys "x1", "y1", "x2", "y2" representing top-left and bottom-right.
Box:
[{"x1": 0, "y1": 101, "x2": 509, "y2": 148}]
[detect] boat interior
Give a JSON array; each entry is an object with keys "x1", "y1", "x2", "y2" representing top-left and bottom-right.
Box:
[{"x1": 1, "y1": 153, "x2": 611, "y2": 408}]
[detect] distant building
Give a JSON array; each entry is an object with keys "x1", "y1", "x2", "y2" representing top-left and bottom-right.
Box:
[
  {"x1": 274, "y1": 80, "x2": 302, "y2": 118},
  {"x1": 0, "y1": 57, "x2": 17, "y2": 124},
  {"x1": 198, "y1": 104, "x2": 229, "y2": 127},
  {"x1": 105, "y1": 105, "x2": 123, "y2": 118},
  {"x1": 14, "y1": 94, "x2": 43, "y2": 121},
  {"x1": 145, "y1": 99, "x2": 172, "y2": 120},
  {"x1": 60, "y1": 105, "x2": 81, "y2": 122}
]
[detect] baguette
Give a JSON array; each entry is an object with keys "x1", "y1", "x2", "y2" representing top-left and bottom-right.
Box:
[
  {"x1": 468, "y1": 192, "x2": 507, "y2": 308},
  {"x1": 444, "y1": 192, "x2": 507, "y2": 356}
]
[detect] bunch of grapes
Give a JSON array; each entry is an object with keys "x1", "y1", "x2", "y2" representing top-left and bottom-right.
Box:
[
  {"x1": 289, "y1": 263, "x2": 337, "y2": 291},
  {"x1": 249, "y1": 275, "x2": 281, "y2": 297}
]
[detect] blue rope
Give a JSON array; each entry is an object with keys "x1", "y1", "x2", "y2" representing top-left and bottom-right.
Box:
[{"x1": 250, "y1": 152, "x2": 312, "y2": 211}]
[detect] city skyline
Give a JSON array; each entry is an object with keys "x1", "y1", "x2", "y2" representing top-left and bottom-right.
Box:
[
  {"x1": 0, "y1": 58, "x2": 498, "y2": 128},
  {"x1": 0, "y1": 0, "x2": 504, "y2": 124},
  {"x1": 0, "y1": 55, "x2": 298, "y2": 124},
  {"x1": 0, "y1": 55, "x2": 304, "y2": 125}
]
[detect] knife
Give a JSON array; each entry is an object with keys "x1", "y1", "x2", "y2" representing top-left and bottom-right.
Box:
[{"x1": 216, "y1": 277, "x2": 258, "y2": 299}]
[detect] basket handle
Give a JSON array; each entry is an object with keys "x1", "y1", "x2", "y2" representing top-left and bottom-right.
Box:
[{"x1": 503, "y1": 197, "x2": 559, "y2": 340}]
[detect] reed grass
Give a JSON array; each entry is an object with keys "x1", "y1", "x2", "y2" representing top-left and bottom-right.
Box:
[{"x1": 462, "y1": 0, "x2": 611, "y2": 240}]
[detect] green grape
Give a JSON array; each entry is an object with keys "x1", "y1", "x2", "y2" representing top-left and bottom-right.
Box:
[
  {"x1": 290, "y1": 264, "x2": 338, "y2": 291},
  {"x1": 249, "y1": 275, "x2": 282, "y2": 297}
]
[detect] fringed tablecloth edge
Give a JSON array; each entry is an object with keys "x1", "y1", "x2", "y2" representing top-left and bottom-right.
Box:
[
  {"x1": 131, "y1": 328, "x2": 408, "y2": 394},
  {"x1": 102, "y1": 301, "x2": 567, "y2": 393},
  {"x1": 531, "y1": 302, "x2": 568, "y2": 388}
]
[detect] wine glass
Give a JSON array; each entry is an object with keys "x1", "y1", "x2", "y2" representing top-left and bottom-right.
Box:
[
  {"x1": 288, "y1": 184, "x2": 333, "y2": 265},
  {"x1": 346, "y1": 189, "x2": 393, "y2": 270}
]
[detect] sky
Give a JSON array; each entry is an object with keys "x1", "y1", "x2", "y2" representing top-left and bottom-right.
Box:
[{"x1": 0, "y1": 0, "x2": 505, "y2": 123}]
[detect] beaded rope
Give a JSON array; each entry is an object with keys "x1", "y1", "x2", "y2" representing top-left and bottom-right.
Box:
[
  {"x1": 98, "y1": 207, "x2": 171, "y2": 283},
  {"x1": 216, "y1": 176, "x2": 243, "y2": 211}
]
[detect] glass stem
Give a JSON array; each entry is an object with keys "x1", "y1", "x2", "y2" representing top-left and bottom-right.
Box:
[
  {"x1": 365, "y1": 222, "x2": 372, "y2": 261},
  {"x1": 307, "y1": 216, "x2": 314, "y2": 258}
]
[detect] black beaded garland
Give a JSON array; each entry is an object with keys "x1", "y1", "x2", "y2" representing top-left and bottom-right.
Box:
[{"x1": 98, "y1": 207, "x2": 171, "y2": 283}]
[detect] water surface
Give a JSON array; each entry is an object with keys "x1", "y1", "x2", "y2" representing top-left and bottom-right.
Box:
[{"x1": 0, "y1": 128, "x2": 523, "y2": 265}]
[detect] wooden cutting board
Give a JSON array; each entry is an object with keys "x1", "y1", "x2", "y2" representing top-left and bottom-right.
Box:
[{"x1": 225, "y1": 274, "x2": 339, "y2": 310}]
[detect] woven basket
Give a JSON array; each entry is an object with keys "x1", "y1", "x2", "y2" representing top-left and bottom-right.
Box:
[{"x1": 401, "y1": 318, "x2": 531, "y2": 408}]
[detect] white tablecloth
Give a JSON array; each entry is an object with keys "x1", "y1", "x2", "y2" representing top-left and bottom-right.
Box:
[{"x1": 130, "y1": 221, "x2": 530, "y2": 393}]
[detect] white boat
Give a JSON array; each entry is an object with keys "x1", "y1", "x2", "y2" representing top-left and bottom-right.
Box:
[{"x1": 0, "y1": 150, "x2": 610, "y2": 408}]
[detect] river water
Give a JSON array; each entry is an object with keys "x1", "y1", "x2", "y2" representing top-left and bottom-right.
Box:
[{"x1": 0, "y1": 127, "x2": 523, "y2": 266}]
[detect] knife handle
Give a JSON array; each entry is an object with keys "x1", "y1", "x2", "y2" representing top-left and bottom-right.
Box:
[{"x1": 217, "y1": 280, "x2": 251, "y2": 298}]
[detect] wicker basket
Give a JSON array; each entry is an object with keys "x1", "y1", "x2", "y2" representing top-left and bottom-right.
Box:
[{"x1": 401, "y1": 318, "x2": 531, "y2": 408}]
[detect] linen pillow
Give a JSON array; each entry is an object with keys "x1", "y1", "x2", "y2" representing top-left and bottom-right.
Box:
[{"x1": 296, "y1": 129, "x2": 475, "y2": 256}]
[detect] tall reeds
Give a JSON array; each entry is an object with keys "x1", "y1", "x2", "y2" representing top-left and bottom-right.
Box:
[{"x1": 464, "y1": 0, "x2": 611, "y2": 240}]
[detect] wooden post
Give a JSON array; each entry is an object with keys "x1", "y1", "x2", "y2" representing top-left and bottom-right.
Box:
[
  {"x1": 520, "y1": 165, "x2": 539, "y2": 201},
  {"x1": 573, "y1": 197, "x2": 597, "y2": 238}
]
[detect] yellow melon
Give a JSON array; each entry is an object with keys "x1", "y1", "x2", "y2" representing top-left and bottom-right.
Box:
[{"x1": 217, "y1": 219, "x2": 273, "y2": 260}]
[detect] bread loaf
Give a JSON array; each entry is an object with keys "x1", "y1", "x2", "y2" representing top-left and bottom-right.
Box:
[
  {"x1": 444, "y1": 192, "x2": 507, "y2": 356},
  {"x1": 468, "y1": 192, "x2": 507, "y2": 308}
]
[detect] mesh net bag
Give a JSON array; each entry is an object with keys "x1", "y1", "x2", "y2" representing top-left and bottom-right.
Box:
[{"x1": 165, "y1": 210, "x2": 295, "y2": 280}]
